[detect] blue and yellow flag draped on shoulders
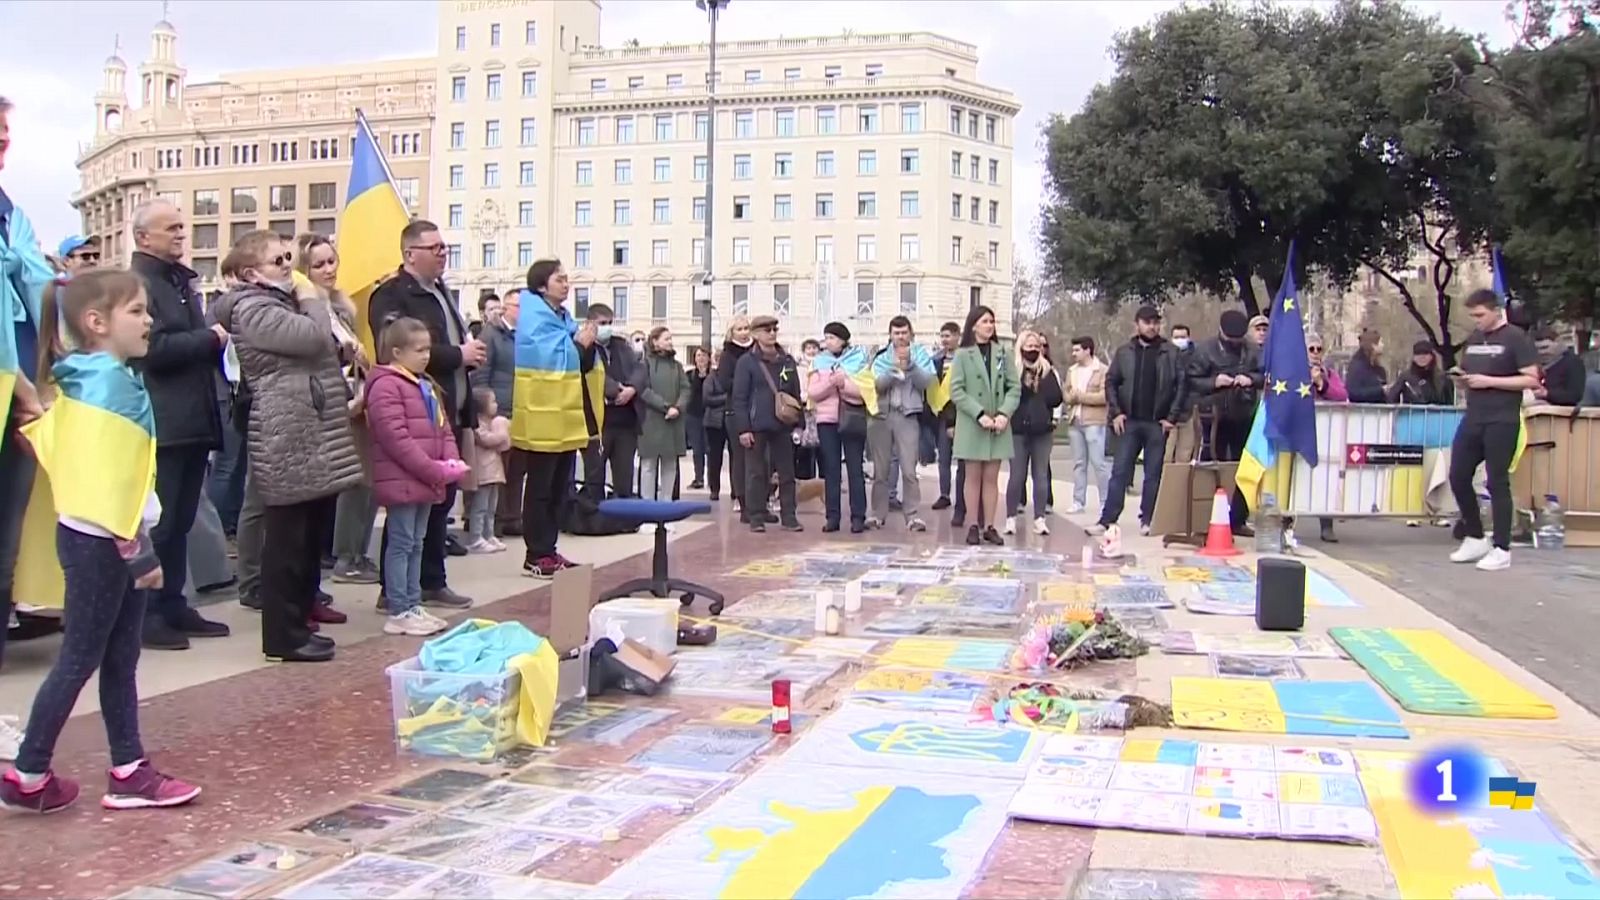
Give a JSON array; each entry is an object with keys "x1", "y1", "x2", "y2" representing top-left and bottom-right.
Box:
[
  {"x1": 0, "y1": 200, "x2": 55, "y2": 428},
  {"x1": 1235, "y1": 245, "x2": 1319, "y2": 508},
  {"x1": 813, "y1": 344, "x2": 877, "y2": 415},
  {"x1": 16, "y1": 353, "x2": 158, "y2": 608},
  {"x1": 1492, "y1": 245, "x2": 1530, "y2": 472},
  {"x1": 334, "y1": 111, "x2": 411, "y2": 360},
  {"x1": 511, "y1": 292, "x2": 605, "y2": 453}
]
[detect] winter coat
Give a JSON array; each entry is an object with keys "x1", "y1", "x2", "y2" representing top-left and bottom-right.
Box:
[
  {"x1": 368, "y1": 267, "x2": 476, "y2": 431},
  {"x1": 472, "y1": 415, "x2": 511, "y2": 485},
  {"x1": 639, "y1": 350, "x2": 692, "y2": 457},
  {"x1": 131, "y1": 252, "x2": 224, "y2": 449},
  {"x1": 1345, "y1": 353, "x2": 1389, "y2": 404},
  {"x1": 212, "y1": 282, "x2": 362, "y2": 506},
  {"x1": 707, "y1": 339, "x2": 752, "y2": 429},
  {"x1": 1388, "y1": 364, "x2": 1455, "y2": 407},
  {"x1": 949, "y1": 342, "x2": 1022, "y2": 461},
  {"x1": 1106, "y1": 336, "x2": 1188, "y2": 423},
  {"x1": 471, "y1": 319, "x2": 516, "y2": 413},
  {"x1": 365, "y1": 364, "x2": 461, "y2": 507},
  {"x1": 1312, "y1": 365, "x2": 1348, "y2": 401},
  {"x1": 1013, "y1": 368, "x2": 1065, "y2": 436},
  {"x1": 806, "y1": 360, "x2": 865, "y2": 424},
  {"x1": 686, "y1": 366, "x2": 711, "y2": 420},
  {"x1": 1541, "y1": 349, "x2": 1586, "y2": 406},
  {"x1": 1187, "y1": 336, "x2": 1263, "y2": 423},
  {"x1": 1063, "y1": 362, "x2": 1109, "y2": 426},
  {"x1": 731, "y1": 345, "x2": 802, "y2": 435},
  {"x1": 599, "y1": 335, "x2": 646, "y2": 431}
]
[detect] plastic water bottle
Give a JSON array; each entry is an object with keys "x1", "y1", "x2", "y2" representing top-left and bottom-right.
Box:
[
  {"x1": 1254, "y1": 491, "x2": 1285, "y2": 554},
  {"x1": 1535, "y1": 494, "x2": 1566, "y2": 551}
]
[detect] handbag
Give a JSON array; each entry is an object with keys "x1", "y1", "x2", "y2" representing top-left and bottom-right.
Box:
[
  {"x1": 756, "y1": 357, "x2": 804, "y2": 427},
  {"x1": 839, "y1": 400, "x2": 868, "y2": 439}
]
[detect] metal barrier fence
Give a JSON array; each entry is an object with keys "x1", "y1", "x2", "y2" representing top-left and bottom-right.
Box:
[{"x1": 1277, "y1": 403, "x2": 1466, "y2": 519}]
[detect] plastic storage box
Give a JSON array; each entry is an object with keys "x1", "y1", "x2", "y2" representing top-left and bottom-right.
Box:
[
  {"x1": 387, "y1": 656, "x2": 522, "y2": 761},
  {"x1": 588, "y1": 596, "x2": 680, "y2": 656}
]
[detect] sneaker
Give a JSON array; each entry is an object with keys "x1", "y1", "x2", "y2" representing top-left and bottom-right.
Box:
[
  {"x1": 1065, "y1": 503, "x2": 1085, "y2": 514},
  {"x1": 1450, "y1": 537, "x2": 1492, "y2": 564},
  {"x1": 750, "y1": 521, "x2": 767, "y2": 533},
  {"x1": 0, "y1": 770, "x2": 79, "y2": 813},
  {"x1": 488, "y1": 538, "x2": 508, "y2": 552},
  {"x1": 418, "y1": 609, "x2": 450, "y2": 629},
  {"x1": 1033, "y1": 517, "x2": 1050, "y2": 536},
  {"x1": 1002, "y1": 517, "x2": 1017, "y2": 536},
  {"x1": 982, "y1": 527, "x2": 1005, "y2": 546},
  {"x1": 524, "y1": 556, "x2": 565, "y2": 579},
  {"x1": 238, "y1": 593, "x2": 262, "y2": 612},
  {"x1": 966, "y1": 525, "x2": 981, "y2": 546},
  {"x1": 0, "y1": 716, "x2": 24, "y2": 761},
  {"x1": 385, "y1": 608, "x2": 448, "y2": 636},
  {"x1": 445, "y1": 535, "x2": 468, "y2": 557},
  {"x1": 320, "y1": 554, "x2": 337, "y2": 571},
  {"x1": 375, "y1": 592, "x2": 389, "y2": 614},
  {"x1": 951, "y1": 515, "x2": 965, "y2": 529},
  {"x1": 864, "y1": 516, "x2": 883, "y2": 530},
  {"x1": 931, "y1": 497, "x2": 951, "y2": 511},
  {"x1": 332, "y1": 561, "x2": 381, "y2": 585},
  {"x1": 422, "y1": 587, "x2": 474, "y2": 610},
  {"x1": 1139, "y1": 522, "x2": 1152, "y2": 537},
  {"x1": 1475, "y1": 547, "x2": 1511, "y2": 571},
  {"x1": 1084, "y1": 523, "x2": 1107, "y2": 537},
  {"x1": 850, "y1": 521, "x2": 866, "y2": 534},
  {"x1": 779, "y1": 519, "x2": 804, "y2": 532},
  {"x1": 908, "y1": 518, "x2": 928, "y2": 533},
  {"x1": 466, "y1": 538, "x2": 497, "y2": 555},
  {"x1": 102, "y1": 761, "x2": 201, "y2": 810}
]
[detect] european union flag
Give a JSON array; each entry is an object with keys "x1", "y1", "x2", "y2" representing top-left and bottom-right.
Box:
[{"x1": 1261, "y1": 245, "x2": 1319, "y2": 466}]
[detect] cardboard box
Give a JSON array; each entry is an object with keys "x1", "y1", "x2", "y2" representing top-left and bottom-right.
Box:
[
  {"x1": 548, "y1": 564, "x2": 598, "y2": 705},
  {"x1": 613, "y1": 637, "x2": 676, "y2": 684}
]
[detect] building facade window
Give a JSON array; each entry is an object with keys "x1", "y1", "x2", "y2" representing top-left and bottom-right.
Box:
[
  {"x1": 485, "y1": 120, "x2": 501, "y2": 148},
  {"x1": 775, "y1": 109, "x2": 796, "y2": 136},
  {"x1": 900, "y1": 103, "x2": 922, "y2": 132},
  {"x1": 486, "y1": 73, "x2": 501, "y2": 100},
  {"x1": 816, "y1": 193, "x2": 834, "y2": 218},
  {"x1": 652, "y1": 284, "x2": 669, "y2": 319},
  {"x1": 448, "y1": 203, "x2": 464, "y2": 228},
  {"x1": 732, "y1": 238, "x2": 751, "y2": 264},
  {"x1": 900, "y1": 191, "x2": 919, "y2": 217},
  {"x1": 484, "y1": 162, "x2": 500, "y2": 188},
  {"x1": 450, "y1": 122, "x2": 465, "y2": 149},
  {"x1": 773, "y1": 283, "x2": 791, "y2": 316},
  {"x1": 899, "y1": 281, "x2": 918, "y2": 314},
  {"x1": 652, "y1": 240, "x2": 670, "y2": 266},
  {"x1": 900, "y1": 148, "x2": 919, "y2": 174},
  {"x1": 518, "y1": 201, "x2": 534, "y2": 227},
  {"x1": 518, "y1": 242, "x2": 534, "y2": 267},
  {"x1": 616, "y1": 116, "x2": 635, "y2": 143},
  {"x1": 613, "y1": 241, "x2": 630, "y2": 266},
  {"x1": 816, "y1": 151, "x2": 834, "y2": 177},
  {"x1": 654, "y1": 114, "x2": 673, "y2": 141},
  {"x1": 520, "y1": 161, "x2": 535, "y2": 186},
  {"x1": 732, "y1": 283, "x2": 749, "y2": 314},
  {"x1": 231, "y1": 187, "x2": 257, "y2": 215},
  {"x1": 733, "y1": 154, "x2": 751, "y2": 179},
  {"x1": 734, "y1": 110, "x2": 754, "y2": 138},
  {"x1": 575, "y1": 201, "x2": 592, "y2": 226},
  {"x1": 482, "y1": 242, "x2": 497, "y2": 269},
  {"x1": 773, "y1": 237, "x2": 793, "y2": 264},
  {"x1": 858, "y1": 106, "x2": 879, "y2": 133},
  {"x1": 857, "y1": 192, "x2": 876, "y2": 218},
  {"x1": 520, "y1": 117, "x2": 537, "y2": 145},
  {"x1": 522, "y1": 71, "x2": 537, "y2": 97},
  {"x1": 817, "y1": 107, "x2": 837, "y2": 135},
  {"x1": 857, "y1": 235, "x2": 877, "y2": 263},
  {"x1": 856, "y1": 282, "x2": 875, "y2": 317},
  {"x1": 269, "y1": 185, "x2": 295, "y2": 213},
  {"x1": 653, "y1": 157, "x2": 671, "y2": 181},
  {"x1": 858, "y1": 150, "x2": 876, "y2": 176},
  {"x1": 653, "y1": 198, "x2": 670, "y2": 223},
  {"x1": 774, "y1": 194, "x2": 792, "y2": 220},
  {"x1": 574, "y1": 241, "x2": 591, "y2": 267},
  {"x1": 615, "y1": 159, "x2": 632, "y2": 184},
  {"x1": 451, "y1": 76, "x2": 466, "y2": 102},
  {"x1": 900, "y1": 234, "x2": 920, "y2": 261},
  {"x1": 774, "y1": 153, "x2": 793, "y2": 178},
  {"x1": 576, "y1": 160, "x2": 593, "y2": 185},
  {"x1": 614, "y1": 199, "x2": 631, "y2": 225}
]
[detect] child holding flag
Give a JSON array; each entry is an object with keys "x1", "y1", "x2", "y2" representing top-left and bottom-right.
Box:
[{"x1": 2, "y1": 270, "x2": 201, "y2": 813}]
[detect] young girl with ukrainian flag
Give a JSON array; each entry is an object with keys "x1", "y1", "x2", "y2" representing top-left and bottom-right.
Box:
[{"x1": 1, "y1": 270, "x2": 201, "y2": 814}]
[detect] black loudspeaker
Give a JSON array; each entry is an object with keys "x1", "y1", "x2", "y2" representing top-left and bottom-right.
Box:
[{"x1": 1255, "y1": 557, "x2": 1306, "y2": 631}]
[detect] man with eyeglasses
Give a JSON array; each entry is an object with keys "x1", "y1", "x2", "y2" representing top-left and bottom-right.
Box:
[
  {"x1": 368, "y1": 220, "x2": 485, "y2": 613},
  {"x1": 55, "y1": 235, "x2": 100, "y2": 276}
]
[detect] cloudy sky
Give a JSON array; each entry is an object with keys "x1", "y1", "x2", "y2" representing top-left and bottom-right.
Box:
[{"x1": 3, "y1": 0, "x2": 1513, "y2": 265}]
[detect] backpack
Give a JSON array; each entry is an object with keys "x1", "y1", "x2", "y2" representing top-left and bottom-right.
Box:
[{"x1": 561, "y1": 482, "x2": 637, "y2": 537}]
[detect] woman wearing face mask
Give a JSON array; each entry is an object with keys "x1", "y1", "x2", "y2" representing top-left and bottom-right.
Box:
[
  {"x1": 637, "y1": 327, "x2": 691, "y2": 501},
  {"x1": 212, "y1": 231, "x2": 361, "y2": 663},
  {"x1": 1005, "y1": 331, "x2": 1063, "y2": 537},
  {"x1": 708, "y1": 316, "x2": 757, "y2": 517},
  {"x1": 949, "y1": 306, "x2": 1020, "y2": 546},
  {"x1": 685, "y1": 346, "x2": 712, "y2": 490},
  {"x1": 1345, "y1": 329, "x2": 1389, "y2": 404}
]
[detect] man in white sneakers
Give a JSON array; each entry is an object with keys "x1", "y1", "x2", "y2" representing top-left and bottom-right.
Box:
[{"x1": 1448, "y1": 288, "x2": 1539, "y2": 571}]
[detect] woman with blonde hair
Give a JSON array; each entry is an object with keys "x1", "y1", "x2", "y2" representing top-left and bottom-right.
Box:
[
  {"x1": 703, "y1": 314, "x2": 754, "y2": 510},
  {"x1": 1004, "y1": 330, "x2": 1064, "y2": 536}
]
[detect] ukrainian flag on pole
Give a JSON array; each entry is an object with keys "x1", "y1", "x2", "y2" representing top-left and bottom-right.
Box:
[
  {"x1": 1491, "y1": 245, "x2": 1530, "y2": 472},
  {"x1": 335, "y1": 110, "x2": 411, "y2": 359},
  {"x1": 1235, "y1": 243, "x2": 1319, "y2": 507}
]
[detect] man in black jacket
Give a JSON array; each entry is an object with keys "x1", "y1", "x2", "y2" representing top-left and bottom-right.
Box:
[
  {"x1": 1188, "y1": 309, "x2": 1265, "y2": 534},
  {"x1": 582, "y1": 303, "x2": 646, "y2": 496},
  {"x1": 1534, "y1": 326, "x2": 1585, "y2": 406},
  {"x1": 368, "y1": 220, "x2": 484, "y2": 611},
  {"x1": 130, "y1": 199, "x2": 231, "y2": 650},
  {"x1": 1092, "y1": 306, "x2": 1187, "y2": 536}
]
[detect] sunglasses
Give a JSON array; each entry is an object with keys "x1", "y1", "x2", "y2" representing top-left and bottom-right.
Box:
[
  {"x1": 1307, "y1": 346, "x2": 1323, "y2": 353},
  {"x1": 270, "y1": 252, "x2": 293, "y2": 267}
]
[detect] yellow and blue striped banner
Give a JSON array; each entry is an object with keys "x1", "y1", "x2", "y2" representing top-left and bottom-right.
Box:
[{"x1": 1330, "y1": 627, "x2": 1555, "y2": 719}]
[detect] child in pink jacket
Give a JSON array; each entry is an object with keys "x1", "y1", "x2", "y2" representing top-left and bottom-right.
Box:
[{"x1": 466, "y1": 387, "x2": 510, "y2": 553}]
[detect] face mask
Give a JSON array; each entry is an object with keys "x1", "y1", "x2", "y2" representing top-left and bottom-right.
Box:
[
  {"x1": 260, "y1": 275, "x2": 294, "y2": 294},
  {"x1": 596, "y1": 325, "x2": 614, "y2": 343},
  {"x1": 1022, "y1": 351, "x2": 1040, "y2": 363},
  {"x1": 1173, "y1": 337, "x2": 1190, "y2": 350}
]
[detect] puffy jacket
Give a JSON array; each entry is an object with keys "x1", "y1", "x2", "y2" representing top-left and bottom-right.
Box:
[
  {"x1": 1107, "y1": 336, "x2": 1188, "y2": 423},
  {"x1": 365, "y1": 364, "x2": 461, "y2": 507},
  {"x1": 806, "y1": 357, "x2": 865, "y2": 424},
  {"x1": 131, "y1": 252, "x2": 224, "y2": 449},
  {"x1": 212, "y1": 282, "x2": 361, "y2": 506},
  {"x1": 471, "y1": 319, "x2": 516, "y2": 413},
  {"x1": 1187, "y1": 336, "x2": 1262, "y2": 423},
  {"x1": 1013, "y1": 368, "x2": 1065, "y2": 436},
  {"x1": 1345, "y1": 353, "x2": 1389, "y2": 403},
  {"x1": 731, "y1": 346, "x2": 802, "y2": 435}
]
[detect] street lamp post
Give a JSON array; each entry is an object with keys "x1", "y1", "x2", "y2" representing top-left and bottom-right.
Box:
[{"x1": 696, "y1": 0, "x2": 728, "y2": 356}]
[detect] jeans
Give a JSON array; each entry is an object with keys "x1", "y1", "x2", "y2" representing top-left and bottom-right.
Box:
[
  {"x1": 935, "y1": 423, "x2": 954, "y2": 501},
  {"x1": 600, "y1": 424, "x2": 639, "y2": 496},
  {"x1": 747, "y1": 431, "x2": 796, "y2": 521},
  {"x1": 382, "y1": 502, "x2": 432, "y2": 615},
  {"x1": 333, "y1": 484, "x2": 377, "y2": 565},
  {"x1": 379, "y1": 486, "x2": 453, "y2": 595},
  {"x1": 16, "y1": 527, "x2": 147, "y2": 773},
  {"x1": 207, "y1": 419, "x2": 247, "y2": 538},
  {"x1": 0, "y1": 424, "x2": 38, "y2": 669},
  {"x1": 705, "y1": 426, "x2": 729, "y2": 498},
  {"x1": 1100, "y1": 420, "x2": 1168, "y2": 528},
  {"x1": 523, "y1": 449, "x2": 576, "y2": 561},
  {"x1": 498, "y1": 450, "x2": 528, "y2": 532},
  {"x1": 1007, "y1": 433, "x2": 1055, "y2": 518},
  {"x1": 638, "y1": 456, "x2": 680, "y2": 501},
  {"x1": 919, "y1": 413, "x2": 938, "y2": 465},
  {"x1": 1067, "y1": 423, "x2": 1110, "y2": 510},
  {"x1": 236, "y1": 471, "x2": 266, "y2": 603},
  {"x1": 261, "y1": 497, "x2": 331, "y2": 654},
  {"x1": 686, "y1": 419, "x2": 707, "y2": 484},
  {"x1": 1449, "y1": 419, "x2": 1520, "y2": 550},
  {"x1": 149, "y1": 444, "x2": 210, "y2": 627},
  {"x1": 817, "y1": 423, "x2": 867, "y2": 527},
  {"x1": 869, "y1": 411, "x2": 923, "y2": 521},
  {"x1": 467, "y1": 484, "x2": 500, "y2": 543}
]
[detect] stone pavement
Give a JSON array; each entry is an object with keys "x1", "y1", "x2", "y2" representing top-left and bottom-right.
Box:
[{"x1": 2, "y1": 479, "x2": 1599, "y2": 899}]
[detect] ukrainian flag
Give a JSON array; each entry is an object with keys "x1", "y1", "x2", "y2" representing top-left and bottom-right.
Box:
[
  {"x1": 926, "y1": 355, "x2": 953, "y2": 415},
  {"x1": 814, "y1": 344, "x2": 876, "y2": 415},
  {"x1": 0, "y1": 203, "x2": 55, "y2": 426},
  {"x1": 1491, "y1": 246, "x2": 1529, "y2": 472},
  {"x1": 334, "y1": 111, "x2": 411, "y2": 359},
  {"x1": 511, "y1": 294, "x2": 605, "y2": 452},
  {"x1": 15, "y1": 353, "x2": 157, "y2": 608}
]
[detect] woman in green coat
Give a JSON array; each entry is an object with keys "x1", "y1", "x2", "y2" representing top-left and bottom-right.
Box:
[
  {"x1": 949, "y1": 305, "x2": 1021, "y2": 546},
  {"x1": 638, "y1": 326, "x2": 693, "y2": 501}
]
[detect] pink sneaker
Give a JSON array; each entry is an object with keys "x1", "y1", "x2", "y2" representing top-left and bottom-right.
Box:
[
  {"x1": 101, "y1": 761, "x2": 201, "y2": 810},
  {"x1": 0, "y1": 769, "x2": 80, "y2": 813}
]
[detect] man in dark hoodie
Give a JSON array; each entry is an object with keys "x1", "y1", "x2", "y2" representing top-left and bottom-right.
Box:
[
  {"x1": 1091, "y1": 305, "x2": 1187, "y2": 536},
  {"x1": 583, "y1": 303, "x2": 646, "y2": 496},
  {"x1": 1188, "y1": 309, "x2": 1264, "y2": 535},
  {"x1": 1533, "y1": 326, "x2": 1585, "y2": 406}
]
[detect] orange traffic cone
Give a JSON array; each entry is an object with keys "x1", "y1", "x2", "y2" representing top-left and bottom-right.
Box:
[{"x1": 1198, "y1": 488, "x2": 1241, "y2": 557}]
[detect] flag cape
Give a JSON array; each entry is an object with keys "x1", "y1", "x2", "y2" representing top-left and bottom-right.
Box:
[
  {"x1": 813, "y1": 345, "x2": 876, "y2": 415},
  {"x1": 1236, "y1": 245, "x2": 1318, "y2": 507},
  {"x1": 0, "y1": 203, "x2": 55, "y2": 427},
  {"x1": 15, "y1": 353, "x2": 157, "y2": 608},
  {"x1": 870, "y1": 344, "x2": 934, "y2": 414},
  {"x1": 1490, "y1": 245, "x2": 1529, "y2": 472},
  {"x1": 511, "y1": 294, "x2": 604, "y2": 452},
  {"x1": 334, "y1": 112, "x2": 409, "y2": 361}
]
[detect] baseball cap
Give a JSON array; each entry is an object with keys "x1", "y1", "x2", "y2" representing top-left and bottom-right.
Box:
[
  {"x1": 57, "y1": 235, "x2": 96, "y2": 258},
  {"x1": 1412, "y1": 340, "x2": 1435, "y2": 355},
  {"x1": 1134, "y1": 305, "x2": 1162, "y2": 322},
  {"x1": 1249, "y1": 314, "x2": 1270, "y2": 330}
]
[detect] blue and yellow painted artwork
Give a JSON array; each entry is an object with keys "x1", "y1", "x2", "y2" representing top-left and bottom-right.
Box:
[
  {"x1": 599, "y1": 762, "x2": 1015, "y2": 899},
  {"x1": 782, "y1": 705, "x2": 1041, "y2": 779}
]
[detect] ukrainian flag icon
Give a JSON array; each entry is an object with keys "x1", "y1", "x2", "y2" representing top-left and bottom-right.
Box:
[{"x1": 1488, "y1": 776, "x2": 1536, "y2": 810}]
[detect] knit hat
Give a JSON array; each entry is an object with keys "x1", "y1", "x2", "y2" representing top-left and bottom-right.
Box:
[
  {"x1": 823, "y1": 321, "x2": 851, "y2": 343},
  {"x1": 1219, "y1": 310, "x2": 1249, "y2": 338}
]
